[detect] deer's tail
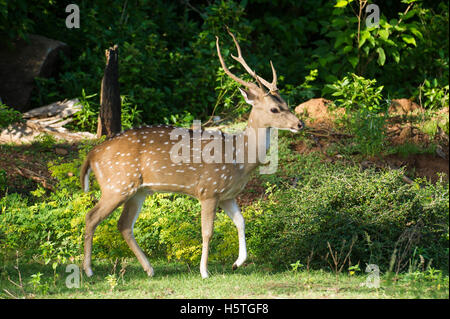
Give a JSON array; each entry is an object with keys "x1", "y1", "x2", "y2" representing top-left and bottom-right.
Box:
[{"x1": 80, "y1": 153, "x2": 92, "y2": 193}]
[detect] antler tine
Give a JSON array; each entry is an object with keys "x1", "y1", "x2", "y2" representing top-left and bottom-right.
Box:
[
  {"x1": 227, "y1": 29, "x2": 258, "y2": 79},
  {"x1": 216, "y1": 36, "x2": 258, "y2": 90},
  {"x1": 227, "y1": 28, "x2": 278, "y2": 93},
  {"x1": 269, "y1": 60, "x2": 278, "y2": 93}
]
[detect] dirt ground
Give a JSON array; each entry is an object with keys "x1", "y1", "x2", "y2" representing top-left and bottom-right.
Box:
[
  {"x1": 0, "y1": 141, "x2": 79, "y2": 196},
  {"x1": 294, "y1": 98, "x2": 449, "y2": 184}
]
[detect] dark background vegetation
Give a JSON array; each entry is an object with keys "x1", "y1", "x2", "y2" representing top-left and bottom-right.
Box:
[{"x1": 1, "y1": 0, "x2": 448, "y2": 126}]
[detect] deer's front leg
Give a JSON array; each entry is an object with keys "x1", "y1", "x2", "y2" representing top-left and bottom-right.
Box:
[
  {"x1": 220, "y1": 198, "x2": 247, "y2": 270},
  {"x1": 199, "y1": 198, "x2": 218, "y2": 278}
]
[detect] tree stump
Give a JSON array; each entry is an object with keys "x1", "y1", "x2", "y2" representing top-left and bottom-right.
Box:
[{"x1": 97, "y1": 45, "x2": 121, "y2": 138}]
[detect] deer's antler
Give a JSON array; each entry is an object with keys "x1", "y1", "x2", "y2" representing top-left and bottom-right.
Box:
[
  {"x1": 216, "y1": 29, "x2": 279, "y2": 93},
  {"x1": 226, "y1": 28, "x2": 278, "y2": 93},
  {"x1": 216, "y1": 36, "x2": 259, "y2": 91}
]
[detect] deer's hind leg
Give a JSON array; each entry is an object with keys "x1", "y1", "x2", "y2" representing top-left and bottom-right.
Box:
[
  {"x1": 117, "y1": 188, "x2": 154, "y2": 276},
  {"x1": 199, "y1": 198, "x2": 219, "y2": 279},
  {"x1": 220, "y1": 198, "x2": 247, "y2": 270},
  {"x1": 83, "y1": 194, "x2": 125, "y2": 277}
]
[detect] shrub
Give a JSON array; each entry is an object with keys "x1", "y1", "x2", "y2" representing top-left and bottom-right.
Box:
[
  {"x1": 0, "y1": 103, "x2": 22, "y2": 128},
  {"x1": 325, "y1": 73, "x2": 388, "y2": 156},
  {"x1": 247, "y1": 154, "x2": 449, "y2": 272}
]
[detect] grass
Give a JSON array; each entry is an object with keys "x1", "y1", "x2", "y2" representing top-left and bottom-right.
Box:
[{"x1": 1, "y1": 259, "x2": 448, "y2": 299}]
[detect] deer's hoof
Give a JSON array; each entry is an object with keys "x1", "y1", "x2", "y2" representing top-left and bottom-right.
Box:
[
  {"x1": 146, "y1": 268, "x2": 154, "y2": 277},
  {"x1": 84, "y1": 267, "x2": 94, "y2": 277}
]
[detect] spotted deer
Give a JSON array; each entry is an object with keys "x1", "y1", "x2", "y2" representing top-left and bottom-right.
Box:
[{"x1": 80, "y1": 30, "x2": 304, "y2": 279}]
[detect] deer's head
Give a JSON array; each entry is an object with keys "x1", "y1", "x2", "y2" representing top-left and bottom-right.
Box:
[{"x1": 216, "y1": 29, "x2": 304, "y2": 133}]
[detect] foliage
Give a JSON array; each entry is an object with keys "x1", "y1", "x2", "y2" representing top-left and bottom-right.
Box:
[
  {"x1": 326, "y1": 73, "x2": 388, "y2": 155},
  {"x1": 67, "y1": 89, "x2": 143, "y2": 133},
  {"x1": 0, "y1": 102, "x2": 22, "y2": 128},
  {"x1": 315, "y1": 0, "x2": 448, "y2": 99},
  {"x1": 0, "y1": 169, "x2": 7, "y2": 193},
  {"x1": 283, "y1": 69, "x2": 320, "y2": 106},
  {"x1": 1, "y1": 0, "x2": 447, "y2": 128},
  {"x1": 419, "y1": 79, "x2": 449, "y2": 110},
  {"x1": 249, "y1": 153, "x2": 449, "y2": 272}
]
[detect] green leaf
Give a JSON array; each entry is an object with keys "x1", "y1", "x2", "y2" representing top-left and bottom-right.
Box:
[
  {"x1": 408, "y1": 27, "x2": 423, "y2": 41},
  {"x1": 334, "y1": 35, "x2": 347, "y2": 49},
  {"x1": 348, "y1": 56, "x2": 359, "y2": 68},
  {"x1": 376, "y1": 47, "x2": 386, "y2": 66},
  {"x1": 334, "y1": 1, "x2": 348, "y2": 8},
  {"x1": 378, "y1": 29, "x2": 389, "y2": 40},
  {"x1": 402, "y1": 35, "x2": 417, "y2": 46},
  {"x1": 359, "y1": 30, "x2": 370, "y2": 48},
  {"x1": 343, "y1": 45, "x2": 353, "y2": 54},
  {"x1": 391, "y1": 49, "x2": 400, "y2": 63}
]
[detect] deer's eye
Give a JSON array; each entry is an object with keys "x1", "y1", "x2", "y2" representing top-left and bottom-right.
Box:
[{"x1": 270, "y1": 108, "x2": 280, "y2": 113}]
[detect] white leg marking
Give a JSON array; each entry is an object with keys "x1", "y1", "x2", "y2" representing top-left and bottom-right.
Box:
[{"x1": 220, "y1": 199, "x2": 247, "y2": 268}]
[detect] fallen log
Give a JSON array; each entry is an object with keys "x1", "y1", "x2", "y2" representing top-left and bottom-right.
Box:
[{"x1": 0, "y1": 98, "x2": 95, "y2": 144}]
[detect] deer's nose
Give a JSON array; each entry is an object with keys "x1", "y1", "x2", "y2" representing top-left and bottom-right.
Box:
[{"x1": 297, "y1": 120, "x2": 305, "y2": 130}]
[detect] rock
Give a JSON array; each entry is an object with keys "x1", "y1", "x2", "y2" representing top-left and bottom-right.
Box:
[
  {"x1": 55, "y1": 147, "x2": 69, "y2": 155},
  {"x1": 389, "y1": 98, "x2": 423, "y2": 115},
  {"x1": 0, "y1": 34, "x2": 69, "y2": 111},
  {"x1": 436, "y1": 145, "x2": 447, "y2": 159},
  {"x1": 295, "y1": 98, "x2": 343, "y2": 125},
  {"x1": 398, "y1": 124, "x2": 413, "y2": 141}
]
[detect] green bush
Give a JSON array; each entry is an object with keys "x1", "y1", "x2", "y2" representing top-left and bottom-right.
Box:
[
  {"x1": 247, "y1": 154, "x2": 449, "y2": 272},
  {"x1": 0, "y1": 103, "x2": 22, "y2": 128},
  {"x1": 66, "y1": 89, "x2": 143, "y2": 133},
  {"x1": 325, "y1": 73, "x2": 388, "y2": 156}
]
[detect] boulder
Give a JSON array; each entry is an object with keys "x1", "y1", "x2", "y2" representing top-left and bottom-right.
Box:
[
  {"x1": 295, "y1": 98, "x2": 342, "y2": 124},
  {"x1": 389, "y1": 98, "x2": 423, "y2": 115},
  {"x1": 0, "y1": 34, "x2": 69, "y2": 111}
]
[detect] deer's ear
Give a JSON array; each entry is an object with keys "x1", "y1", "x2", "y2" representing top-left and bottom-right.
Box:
[{"x1": 238, "y1": 88, "x2": 256, "y2": 106}]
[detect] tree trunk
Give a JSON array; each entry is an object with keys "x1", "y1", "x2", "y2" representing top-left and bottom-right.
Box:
[{"x1": 97, "y1": 45, "x2": 121, "y2": 138}]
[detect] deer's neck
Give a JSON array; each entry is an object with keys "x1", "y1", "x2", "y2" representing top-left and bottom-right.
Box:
[{"x1": 241, "y1": 115, "x2": 271, "y2": 174}]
